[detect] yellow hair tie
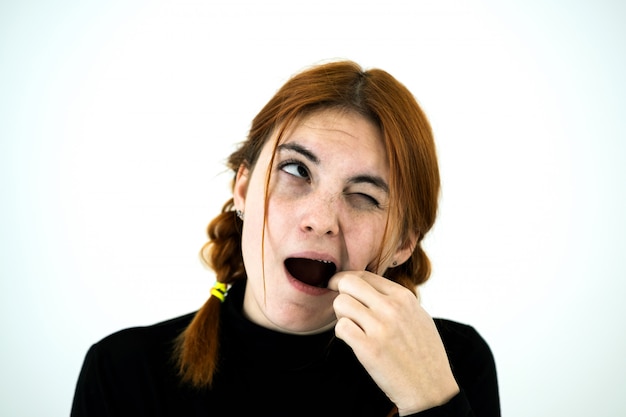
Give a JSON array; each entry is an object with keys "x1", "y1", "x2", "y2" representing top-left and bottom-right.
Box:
[{"x1": 210, "y1": 282, "x2": 228, "y2": 302}]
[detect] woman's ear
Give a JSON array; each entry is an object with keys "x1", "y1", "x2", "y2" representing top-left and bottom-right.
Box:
[
  {"x1": 233, "y1": 164, "x2": 250, "y2": 212},
  {"x1": 391, "y1": 230, "x2": 419, "y2": 267}
]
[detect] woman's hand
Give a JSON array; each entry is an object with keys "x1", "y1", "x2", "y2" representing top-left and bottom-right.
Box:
[{"x1": 327, "y1": 271, "x2": 460, "y2": 416}]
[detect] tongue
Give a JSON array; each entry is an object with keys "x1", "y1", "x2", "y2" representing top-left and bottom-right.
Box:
[{"x1": 285, "y1": 258, "x2": 337, "y2": 288}]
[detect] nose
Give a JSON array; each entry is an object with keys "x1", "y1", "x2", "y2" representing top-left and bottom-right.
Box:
[{"x1": 300, "y1": 193, "x2": 340, "y2": 237}]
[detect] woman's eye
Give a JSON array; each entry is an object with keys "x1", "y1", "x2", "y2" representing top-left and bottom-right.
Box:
[
  {"x1": 280, "y1": 162, "x2": 310, "y2": 180},
  {"x1": 348, "y1": 193, "x2": 381, "y2": 209}
]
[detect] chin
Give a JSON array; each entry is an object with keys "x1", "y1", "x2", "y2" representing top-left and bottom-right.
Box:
[{"x1": 270, "y1": 309, "x2": 336, "y2": 335}]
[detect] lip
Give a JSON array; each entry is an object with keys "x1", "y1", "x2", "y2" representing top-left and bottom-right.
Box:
[
  {"x1": 287, "y1": 251, "x2": 339, "y2": 267},
  {"x1": 284, "y1": 251, "x2": 339, "y2": 295}
]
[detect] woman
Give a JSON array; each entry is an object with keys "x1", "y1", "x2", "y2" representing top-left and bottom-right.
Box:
[{"x1": 71, "y1": 60, "x2": 500, "y2": 416}]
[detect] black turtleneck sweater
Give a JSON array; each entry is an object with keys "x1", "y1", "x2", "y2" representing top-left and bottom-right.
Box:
[{"x1": 71, "y1": 283, "x2": 500, "y2": 416}]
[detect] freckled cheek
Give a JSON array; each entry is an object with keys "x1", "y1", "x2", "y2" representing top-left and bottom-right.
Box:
[
  {"x1": 264, "y1": 194, "x2": 301, "y2": 240},
  {"x1": 343, "y1": 226, "x2": 383, "y2": 268},
  {"x1": 266, "y1": 187, "x2": 307, "y2": 216}
]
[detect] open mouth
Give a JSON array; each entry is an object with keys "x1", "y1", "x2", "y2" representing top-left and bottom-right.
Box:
[{"x1": 284, "y1": 257, "x2": 337, "y2": 288}]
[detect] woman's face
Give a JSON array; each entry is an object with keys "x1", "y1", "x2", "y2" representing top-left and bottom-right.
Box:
[{"x1": 234, "y1": 109, "x2": 410, "y2": 334}]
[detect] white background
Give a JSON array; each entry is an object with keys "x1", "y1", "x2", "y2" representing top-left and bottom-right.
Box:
[{"x1": 1, "y1": 1, "x2": 625, "y2": 416}]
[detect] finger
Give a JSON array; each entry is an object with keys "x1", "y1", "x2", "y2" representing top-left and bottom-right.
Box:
[
  {"x1": 333, "y1": 292, "x2": 378, "y2": 333},
  {"x1": 327, "y1": 272, "x2": 379, "y2": 312},
  {"x1": 328, "y1": 270, "x2": 399, "y2": 296},
  {"x1": 328, "y1": 271, "x2": 403, "y2": 313},
  {"x1": 334, "y1": 316, "x2": 368, "y2": 346},
  {"x1": 327, "y1": 270, "x2": 379, "y2": 295}
]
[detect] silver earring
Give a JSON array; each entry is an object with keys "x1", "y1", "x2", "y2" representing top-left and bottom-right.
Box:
[
  {"x1": 392, "y1": 261, "x2": 398, "y2": 266},
  {"x1": 235, "y1": 209, "x2": 244, "y2": 221}
]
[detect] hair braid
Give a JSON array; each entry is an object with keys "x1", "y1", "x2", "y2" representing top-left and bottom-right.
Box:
[{"x1": 173, "y1": 199, "x2": 245, "y2": 387}]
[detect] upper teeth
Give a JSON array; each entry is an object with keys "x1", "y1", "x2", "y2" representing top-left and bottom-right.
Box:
[{"x1": 317, "y1": 259, "x2": 332, "y2": 263}]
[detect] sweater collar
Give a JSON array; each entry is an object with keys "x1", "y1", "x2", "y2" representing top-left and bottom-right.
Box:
[{"x1": 221, "y1": 281, "x2": 337, "y2": 371}]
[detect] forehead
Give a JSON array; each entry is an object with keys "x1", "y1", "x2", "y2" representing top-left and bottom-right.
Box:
[
  {"x1": 279, "y1": 109, "x2": 387, "y2": 164},
  {"x1": 291, "y1": 108, "x2": 380, "y2": 138}
]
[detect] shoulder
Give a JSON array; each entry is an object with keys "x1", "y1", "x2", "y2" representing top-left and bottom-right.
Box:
[
  {"x1": 97, "y1": 312, "x2": 195, "y2": 347},
  {"x1": 433, "y1": 318, "x2": 501, "y2": 416},
  {"x1": 72, "y1": 313, "x2": 200, "y2": 415},
  {"x1": 433, "y1": 318, "x2": 495, "y2": 371},
  {"x1": 433, "y1": 318, "x2": 491, "y2": 352},
  {"x1": 86, "y1": 312, "x2": 196, "y2": 374}
]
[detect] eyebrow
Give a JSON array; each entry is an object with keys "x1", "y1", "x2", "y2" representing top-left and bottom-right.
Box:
[
  {"x1": 277, "y1": 142, "x2": 389, "y2": 194},
  {"x1": 349, "y1": 175, "x2": 389, "y2": 194},
  {"x1": 278, "y1": 142, "x2": 319, "y2": 164}
]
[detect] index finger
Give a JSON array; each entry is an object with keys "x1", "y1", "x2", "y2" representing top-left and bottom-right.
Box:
[{"x1": 327, "y1": 270, "x2": 398, "y2": 296}]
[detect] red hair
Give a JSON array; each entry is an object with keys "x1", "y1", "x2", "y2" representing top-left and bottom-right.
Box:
[{"x1": 174, "y1": 60, "x2": 440, "y2": 391}]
